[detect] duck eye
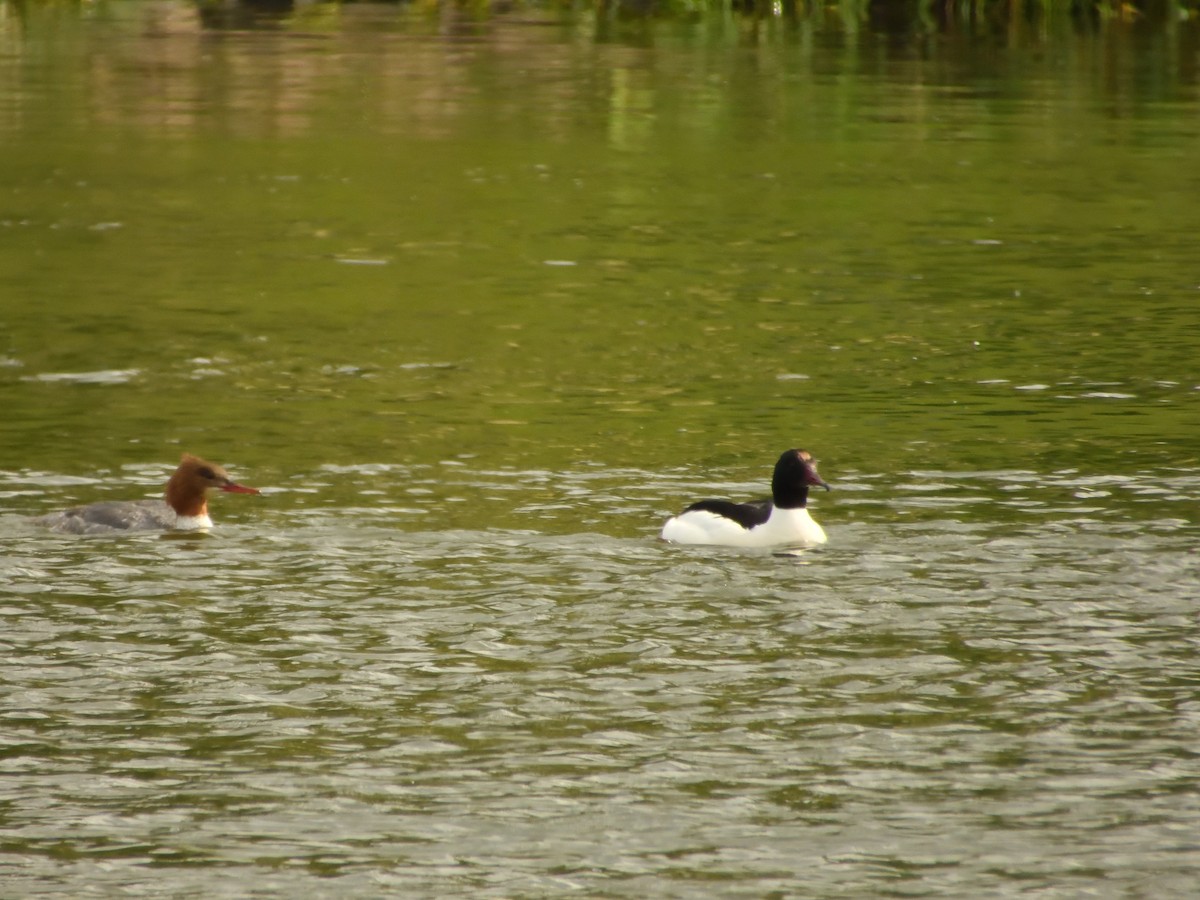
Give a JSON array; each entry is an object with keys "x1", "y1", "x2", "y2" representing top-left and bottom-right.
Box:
[{"x1": 198, "y1": 467, "x2": 216, "y2": 479}]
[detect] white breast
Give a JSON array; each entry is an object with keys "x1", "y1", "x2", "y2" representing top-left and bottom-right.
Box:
[
  {"x1": 173, "y1": 513, "x2": 214, "y2": 531},
  {"x1": 661, "y1": 507, "x2": 826, "y2": 548}
]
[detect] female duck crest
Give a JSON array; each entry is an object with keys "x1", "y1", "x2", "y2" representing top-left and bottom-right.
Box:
[{"x1": 164, "y1": 453, "x2": 259, "y2": 519}]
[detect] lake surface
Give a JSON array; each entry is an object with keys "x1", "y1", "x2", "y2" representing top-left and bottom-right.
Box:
[{"x1": 2, "y1": 1, "x2": 1199, "y2": 896}]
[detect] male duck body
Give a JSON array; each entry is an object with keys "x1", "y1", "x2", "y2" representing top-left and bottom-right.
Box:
[{"x1": 661, "y1": 449, "x2": 830, "y2": 549}]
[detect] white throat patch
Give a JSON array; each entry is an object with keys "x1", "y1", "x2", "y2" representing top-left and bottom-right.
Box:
[{"x1": 173, "y1": 513, "x2": 214, "y2": 531}]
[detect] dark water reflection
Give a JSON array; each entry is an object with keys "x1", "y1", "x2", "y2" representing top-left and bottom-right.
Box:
[{"x1": 2, "y1": 1, "x2": 1199, "y2": 895}]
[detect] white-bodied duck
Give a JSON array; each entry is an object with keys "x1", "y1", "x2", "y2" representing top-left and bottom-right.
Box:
[{"x1": 661, "y1": 448, "x2": 830, "y2": 548}]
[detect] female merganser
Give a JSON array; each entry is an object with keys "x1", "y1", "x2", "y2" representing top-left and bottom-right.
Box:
[
  {"x1": 661, "y1": 448, "x2": 830, "y2": 548},
  {"x1": 35, "y1": 453, "x2": 260, "y2": 534}
]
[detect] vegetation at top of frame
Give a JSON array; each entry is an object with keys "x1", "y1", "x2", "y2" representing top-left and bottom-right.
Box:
[
  {"x1": 2, "y1": 0, "x2": 1197, "y2": 26},
  {"x1": 220, "y1": 0, "x2": 1197, "y2": 15}
]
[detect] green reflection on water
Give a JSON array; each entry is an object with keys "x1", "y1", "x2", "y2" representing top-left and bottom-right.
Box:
[{"x1": 1, "y1": 1, "x2": 1197, "y2": 487}]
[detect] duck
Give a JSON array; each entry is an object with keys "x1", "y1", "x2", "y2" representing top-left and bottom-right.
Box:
[
  {"x1": 661, "y1": 448, "x2": 830, "y2": 548},
  {"x1": 34, "y1": 453, "x2": 260, "y2": 534}
]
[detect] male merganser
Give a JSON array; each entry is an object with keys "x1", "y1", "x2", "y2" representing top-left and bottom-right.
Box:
[
  {"x1": 661, "y1": 448, "x2": 830, "y2": 548},
  {"x1": 35, "y1": 453, "x2": 260, "y2": 534}
]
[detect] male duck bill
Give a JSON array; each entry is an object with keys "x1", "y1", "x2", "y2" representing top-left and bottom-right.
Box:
[
  {"x1": 35, "y1": 453, "x2": 260, "y2": 534},
  {"x1": 661, "y1": 449, "x2": 830, "y2": 548}
]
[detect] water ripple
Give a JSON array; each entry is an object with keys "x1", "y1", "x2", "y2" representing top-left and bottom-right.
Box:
[{"x1": 1, "y1": 465, "x2": 1198, "y2": 896}]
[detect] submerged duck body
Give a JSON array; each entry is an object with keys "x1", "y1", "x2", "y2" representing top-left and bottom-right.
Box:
[
  {"x1": 661, "y1": 449, "x2": 830, "y2": 548},
  {"x1": 35, "y1": 453, "x2": 260, "y2": 535}
]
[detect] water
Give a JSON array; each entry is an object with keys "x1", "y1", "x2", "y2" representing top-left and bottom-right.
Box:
[{"x1": 2, "y1": 1, "x2": 1200, "y2": 896}]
